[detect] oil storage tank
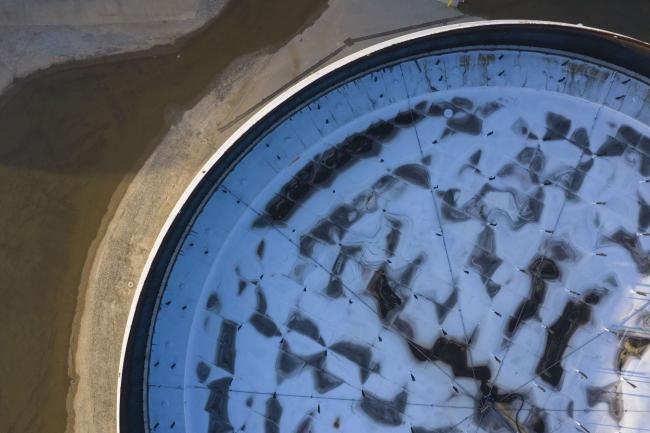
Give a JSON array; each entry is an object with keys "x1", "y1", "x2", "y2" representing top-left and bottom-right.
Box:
[{"x1": 120, "y1": 21, "x2": 650, "y2": 433}]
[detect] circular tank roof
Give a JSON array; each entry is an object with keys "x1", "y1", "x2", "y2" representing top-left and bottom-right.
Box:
[{"x1": 121, "y1": 22, "x2": 650, "y2": 433}]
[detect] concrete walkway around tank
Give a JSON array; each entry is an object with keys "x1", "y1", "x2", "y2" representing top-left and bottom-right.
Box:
[{"x1": 71, "y1": 2, "x2": 475, "y2": 433}]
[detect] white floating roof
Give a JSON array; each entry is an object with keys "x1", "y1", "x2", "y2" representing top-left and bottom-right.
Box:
[{"x1": 120, "y1": 21, "x2": 650, "y2": 433}]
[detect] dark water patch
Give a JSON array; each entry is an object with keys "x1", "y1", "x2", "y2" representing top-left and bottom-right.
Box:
[
  {"x1": 529, "y1": 409, "x2": 547, "y2": 433},
  {"x1": 478, "y1": 101, "x2": 502, "y2": 117},
  {"x1": 397, "y1": 255, "x2": 424, "y2": 286},
  {"x1": 586, "y1": 381, "x2": 624, "y2": 421},
  {"x1": 283, "y1": 178, "x2": 312, "y2": 203},
  {"x1": 435, "y1": 287, "x2": 458, "y2": 324},
  {"x1": 412, "y1": 426, "x2": 459, "y2": 433},
  {"x1": 582, "y1": 287, "x2": 607, "y2": 305},
  {"x1": 393, "y1": 109, "x2": 424, "y2": 127},
  {"x1": 255, "y1": 287, "x2": 268, "y2": 313},
  {"x1": 206, "y1": 293, "x2": 221, "y2": 311},
  {"x1": 550, "y1": 157, "x2": 594, "y2": 198},
  {"x1": 255, "y1": 194, "x2": 299, "y2": 227},
  {"x1": 325, "y1": 246, "x2": 360, "y2": 298},
  {"x1": 311, "y1": 219, "x2": 345, "y2": 244},
  {"x1": 468, "y1": 226, "x2": 502, "y2": 282},
  {"x1": 570, "y1": 127, "x2": 591, "y2": 151},
  {"x1": 306, "y1": 198, "x2": 369, "y2": 248},
  {"x1": 507, "y1": 257, "x2": 558, "y2": 336},
  {"x1": 536, "y1": 299, "x2": 591, "y2": 387},
  {"x1": 255, "y1": 106, "x2": 426, "y2": 227},
  {"x1": 330, "y1": 202, "x2": 365, "y2": 228},
  {"x1": 639, "y1": 138, "x2": 650, "y2": 176},
  {"x1": 448, "y1": 112, "x2": 482, "y2": 135},
  {"x1": 517, "y1": 147, "x2": 545, "y2": 172},
  {"x1": 386, "y1": 218, "x2": 403, "y2": 256},
  {"x1": 394, "y1": 317, "x2": 415, "y2": 339},
  {"x1": 639, "y1": 194, "x2": 650, "y2": 231},
  {"x1": 367, "y1": 267, "x2": 404, "y2": 320},
  {"x1": 196, "y1": 361, "x2": 211, "y2": 383},
  {"x1": 340, "y1": 133, "x2": 381, "y2": 157},
  {"x1": 440, "y1": 163, "x2": 545, "y2": 228},
  {"x1": 335, "y1": 245, "x2": 362, "y2": 267},
  {"x1": 360, "y1": 389, "x2": 407, "y2": 426},
  {"x1": 293, "y1": 160, "x2": 324, "y2": 185},
  {"x1": 596, "y1": 135, "x2": 626, "y2": 157},
  {"x1": 299, "y1": 235, "x2": 318, "y2": 257},
  {"x1": 205, "y1": 377, "x2": 233, "y2": 433},
  {"x1": 618, "y1": 125, "x2": 643, "y2": 147},
  {"x1": 238, "y1": 279, "x2": 248, "y2": 295},
  {"x1": 303, "y1": 350, "x2": 344, "y2": 393},
  {"x1": 616, "y1": 334, "x2": 650, "y2": 371},
  {"x1": 482, "y1": 184, "x2": 545, "y2": 229},
  {"x1": 476, "y1": 390, "x2": 547, "y2": 433},
  {"x1": 394, "y1": 164, "x2": 431, "y2": 188},
  {"x1": 530, "y1": 256, "x2": 560, "y2": 280},
  {"x1": 276, "y1": 340, "x2": 305, "y2": 380},
  {"x1": 325, "y1": 248, "x2": 349, "y2": 298},
  {"x1": 451, "y1": 96, "x2": 473, "y2": 111},
  {"x1": 512, "y1": 117, "x2": 535, "y2": 139},
  {"x1": 265, "y1": 396, "x2": 283, "y2": 433},
  {"x1": 373, "y1": 174, "x2": 399, "y2": 192},
  {"x1": 326, "y1": 276, "x2": 344, "y2": 298},
  {"x1": 543, "y1": 238, "x2": 578, "y2": 262},
  {"x1": 428, "y1": 101, "x2": 454, "y2": 117},
  {"x1": 543, "y1": 112, "x2": 571, "y2": 141},
  {"x1": 608, "y1": 228, "x2": 650, "y2": 274},
  {"x1": 287, "y1": 311, "x2": 325, "y2": 344},
  {"x1": 299, "y1": 180, "x2": 389, "y2": 259},
  {"x1": 255, "y1": 239, "x2": 265, "y2": 259},
  {"x1": 438, "y1": 189, "x2": 471, "y2": 222},
  {"x1": 249, "y1": 313, "x2": 281, "y2": 337},
  {"x1": 429, "y1": 98, "x2": 503, "y2": 137},
  {"x1": 294, "y1": 414, "x2": 314, "y2": 433},
  {"x1": 486, "y1": 280, "x2": 502, "y2": 298},
  {"x1": 595, "y1": 126, "x2": 650, "y2": 177},
  {"x1": 319, "y1": 146, "x2": 353, "y2": 170},
  {"x1": 366, "y1": 120, "x2": 397, "y2": 142},
  {"x1": 330, "y1": 340, "x2": 376, "y2": 382},
  {"x1": 469, "y1": 149, "x2": 482, "y2": 166},
  {"x1": 313, "y1": 367, "x2": 345, "y2": 393},
  {"x1": 249, "y1": 288, "x2": 281, "y2": 337},
  {"x1": 408, "y1": 336, "x2": 491, "y2": 381},
  {"x1": 215, "y1": 319, "x2": 237, "y2": 374}
]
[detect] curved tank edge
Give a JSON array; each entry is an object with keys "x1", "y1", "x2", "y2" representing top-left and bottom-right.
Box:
[{"x1": 117, "y1": 20, "x2": 650, "y2": 433}]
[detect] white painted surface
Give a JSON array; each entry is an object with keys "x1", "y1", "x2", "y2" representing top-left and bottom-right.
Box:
[{"x1": 125, "y1": 22, "x2": 650, "y2": 433}]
